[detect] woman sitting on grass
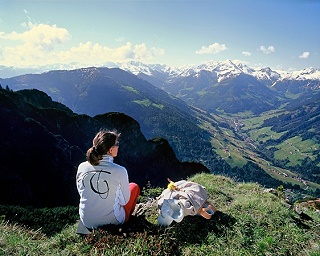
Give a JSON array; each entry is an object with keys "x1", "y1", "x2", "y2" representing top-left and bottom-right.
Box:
[{"x1": 76, "y1": 130, "x2": 140, "y2": 230}]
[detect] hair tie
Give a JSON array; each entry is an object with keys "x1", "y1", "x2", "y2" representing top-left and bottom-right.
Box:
[{"x1": 92, "y1": 146, "x2": 97, "y2": 152}]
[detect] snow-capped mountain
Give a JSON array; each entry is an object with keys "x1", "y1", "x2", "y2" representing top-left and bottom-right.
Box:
[
  {"x1": 1, "y1": 60, "x2": 319, "y2": 113},
  {"x1": 0, "y1": 60, "x2": 320, "y2": 114},
  {"x1": 251, "y1": 67, "x2": 281, "y2": 83},
  {"x1": 1, "y1": 59, "x2": 319, "y2": 84},
  {"x1": 112, "y1": 60, "x2": 320, "y2": 115},
  {"x1": 113, "y1": 60, "x2": 320, "y2": 90},
  {"x1": 277, "y1": 67, "x2": 320, "y2": 81}
]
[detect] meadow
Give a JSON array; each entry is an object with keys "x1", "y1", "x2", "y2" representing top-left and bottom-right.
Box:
[{"x1": 1, "y1": 174, "x2": 319, "y2": 255}]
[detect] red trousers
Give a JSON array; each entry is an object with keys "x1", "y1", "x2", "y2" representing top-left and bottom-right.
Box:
[{"x1": 123, "y1": 183, "x2": 140, "y2": 222}]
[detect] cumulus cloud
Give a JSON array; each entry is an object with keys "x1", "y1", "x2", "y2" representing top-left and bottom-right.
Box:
[
  {"x1": 134, "y1": 44, "x2": 165, "y2": 60},
  {"x1": 299, "y1": 51, "x2": 310, "y2": 59},
  {"x1": 56, "y1": 42, "x2": 163, "y2": 65},
  {"x1": 0, "y1": 22, "x2": 71, "y2": 51},
  {"x1": 195, "y1": 42, "x2": 227, "y2": 54},
  {"x1": 242, "y1": 51, "x2": 251, "y2": 56},
  {"x1": 259, "y1": 45, "x2": 275, "y2": 54},
  {"x1": 134, "y1": 43, "x2": 155, "y2": 60},
  {"x1": 0, "y1": 22, "x2": 164, "y2": 67}
]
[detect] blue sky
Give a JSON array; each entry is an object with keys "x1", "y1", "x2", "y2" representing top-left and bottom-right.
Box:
[{"x1": 0, "y1": 0, "x2": 319, "y2": 71}]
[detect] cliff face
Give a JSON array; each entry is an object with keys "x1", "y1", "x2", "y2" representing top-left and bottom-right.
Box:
[{"x1": 0, "y1": 88, "x2": 209, "y2": 207}]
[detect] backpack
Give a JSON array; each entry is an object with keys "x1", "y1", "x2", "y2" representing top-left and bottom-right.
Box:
[{"x1": 157, "y1": 179, "x2": 216, "y2": 225}]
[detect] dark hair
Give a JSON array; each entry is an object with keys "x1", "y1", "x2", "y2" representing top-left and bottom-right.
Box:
[{"x1": 86, "y1": 130, "x2": 120, "y2": 165}]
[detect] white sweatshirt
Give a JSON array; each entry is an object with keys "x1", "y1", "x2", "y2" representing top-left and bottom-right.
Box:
[{"x1": 76, "y1": 155, "x2": 130, "y2": 229}]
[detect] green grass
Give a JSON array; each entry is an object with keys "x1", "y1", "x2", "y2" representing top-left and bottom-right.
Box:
[
  {"x1": 197, "y1": 90, "x2": 208, "y2": 96},
  {"x1": 240, "y1": 109, "x2": 286, "y2": 132},
  {"x1": 274, "y1": 136, "x2": 319, "y2": 166},
  {"x1": 210, "y1": 133, "x2": 248, "y2": 167},
  {"x1": 285, "y1": 92, "x2": 301, "y2": 99},
  {"x1": 133, "y1": 99, "x2": 164, "y2": 109},
  {"x1": 195, "y1": 109, "x2": 320, "y2": 194},
  {"x1": 48, "y1": 87, "x2": 60, "y2": 94},
  {"x1": 227, "y1": 151, "x2": 247, "y2": 167},
  {"x1": 241, "y1": 116, "x2": 266, "y2": 130},
  {"x1": 123, "y1": 85, "x2": 139, "y2": 94},
  {"x1": 1, "y1": 174, "x2": 319, "y2": 255},
  {"x1": 249, "y1": 126, "x2": 285, "y2": 143}
]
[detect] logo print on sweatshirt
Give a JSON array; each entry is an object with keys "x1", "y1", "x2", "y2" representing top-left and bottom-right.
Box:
[{"x1": 82, "y1": 170, "x2": 111, "y2": 199}]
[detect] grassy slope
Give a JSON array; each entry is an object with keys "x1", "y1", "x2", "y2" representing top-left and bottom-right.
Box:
[
  {"x1": 1, "y1": 174, "x2": 319, "y2": 255},
  {"x1": 194, "y1": 107, "x2": 320, "y2": 193}
]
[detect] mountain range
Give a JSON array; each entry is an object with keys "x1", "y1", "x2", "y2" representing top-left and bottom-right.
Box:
[
  {"x1": 0, "y1": 87, "x2": 210, "y2": 206},
  {"x1": 0, "y1": 67, "x2": 218, "y2": 166},
  {"x1": 117, "y1": 60, "x2": 320, "y2": 114},
  {"x1": 117, "y1": 60, "x2": 320, "y2": 84},
  {"x1": 1, "y1": 60, "x2": 320, "y2": 203},
  {"x1": 5, "y1": 59, "x2": 317, "y2": 115}
]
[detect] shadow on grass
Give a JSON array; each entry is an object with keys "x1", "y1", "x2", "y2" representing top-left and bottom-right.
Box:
[
  {"x1": 83, "y1": 211, "x2": 236, "y2": 255},
  {"x1": 99, "y1": 214, "x2": 161, "y2": 235},
  {"x1": 0, "y1": 205, "x2": 235, "y2": 254},
  {"x1": 0, "y1": 205, "x2": 79, "y2": 237},
  {"x1": 171, "y1": 211, "x2": 237, "y2": 244},
  {"x1": 85, "y1": 215, "x2": 181, "y2": 255},
  {"x1": 93, "y1": 210, "x2": 236, "y2": 246},
  {"x1": 291, "y1": 215, "x2": 311, "y2": 229},
  {"x1": 94, "y1": 210, "x2": 236, "y2": 247}
]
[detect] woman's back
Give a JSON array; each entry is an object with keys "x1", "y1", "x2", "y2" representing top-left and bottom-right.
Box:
[{"x1": 76, "y1": 155, "x2": 130, "y2": 229}]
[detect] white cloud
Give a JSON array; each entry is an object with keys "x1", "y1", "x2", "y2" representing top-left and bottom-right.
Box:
[
  {"x1": 134, "y1": 43, "x2": 153, "y2": 60},
  {"x1": 0, "y1": 23, "x2": 71, "y2": 51},
  {"x1": 259, "y1": 45, "x2": 275, "y2": 54},
  {"x1": 57, "y1": 42, "x2": 163, "y2": 65},
  {"x1": 299, "y1": 51, "x2": 310, "y2": 59},
  {"x1": 242, "y1": 51, "x2": 251, "y2": 56},
  {"x1": 0, "y1": 22, "x2": 165, "y2": 67},
  {"x1": 134, "y1": 44, "x2": 165, "y2": 60},
  {"x1": 195, "y1": 42, "x2": 227, "y2": 54}
]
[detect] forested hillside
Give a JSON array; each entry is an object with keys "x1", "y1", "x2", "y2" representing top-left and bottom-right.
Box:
[
  {"x1": 0, "y1": 87, "x2": 209, "y2": 206},
  {"x1": 0, "y1": 67, "x2": 219, "y2": 168}
]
